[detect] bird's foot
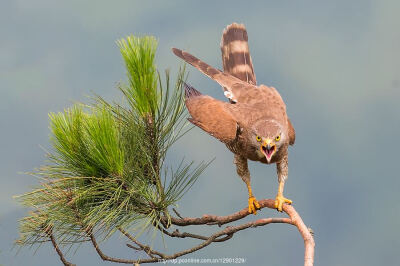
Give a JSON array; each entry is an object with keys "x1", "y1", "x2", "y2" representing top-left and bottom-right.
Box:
[
  {"x1": 274, "y1": 194, "x2": 292, "y2": 212},
  {"x1": 248, "y1": 196, "x2": 261, "y2": 215}
]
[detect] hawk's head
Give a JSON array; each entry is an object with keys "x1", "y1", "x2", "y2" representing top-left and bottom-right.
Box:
[{"x1": 252, "y1": 119, "x2": 286, "y2": 162}]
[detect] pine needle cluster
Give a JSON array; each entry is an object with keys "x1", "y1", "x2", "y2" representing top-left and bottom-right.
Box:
[{"x1": 16, "y1": 36, "x2": 208, "y2": 247}]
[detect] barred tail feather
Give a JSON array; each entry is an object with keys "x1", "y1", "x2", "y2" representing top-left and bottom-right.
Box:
[{"x1": 221, "y1": 23, "x2": 256, "y2": 85}]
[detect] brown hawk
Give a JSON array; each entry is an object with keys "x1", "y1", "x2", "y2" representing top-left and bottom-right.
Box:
[{"x1": 172, "y1": 23, "x2": 295, "y2": 213}]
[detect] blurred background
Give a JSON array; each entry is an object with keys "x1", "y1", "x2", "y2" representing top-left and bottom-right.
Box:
[{"x1": 1, "y1": 0, "x2": 400, "y2": 265}]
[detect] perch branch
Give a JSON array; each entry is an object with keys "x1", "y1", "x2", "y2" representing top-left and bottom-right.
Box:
[
  {"x1": 284, "y1": 204, "x2": 315, "y2": 266},
  {"x1": 164, "y1": 199, "x2": 315, "y2": 266},
  {"x1": 164, "y1": 199, "x2": 280, "y2": 226},
  {"x1": 85, "y1": 199, "x2": 314, "y2": 265}
]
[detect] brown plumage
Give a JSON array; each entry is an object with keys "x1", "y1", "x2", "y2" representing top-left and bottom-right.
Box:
[
  {"x1": 221, "y1": 23, "x2": 256, "y2": 85},
  {"x1": 173, "y1": 23, "x2": 295, "y2": 213}
]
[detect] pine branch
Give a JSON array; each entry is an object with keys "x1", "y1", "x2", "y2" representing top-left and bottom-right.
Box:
[
  {"x1": 16, "y1": 35, "x2": 205, "y2": 249},
  {"x1": 86, "y1": 199, "x2": 314, "y2": 265}
]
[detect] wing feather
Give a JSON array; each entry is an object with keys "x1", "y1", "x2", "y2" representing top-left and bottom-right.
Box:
[
  {"x1": 288, "y1": 118, "x2": 296, "y2": 145},
  {"x1": 172, "y1": 48, "x2": 280, "y2": 108},
  {"x1": 173, "y1": 47, "x2": 250, "y2": 103},
  {"x1": 184, "y1": 83, "x2": 238, "y2": 143}
]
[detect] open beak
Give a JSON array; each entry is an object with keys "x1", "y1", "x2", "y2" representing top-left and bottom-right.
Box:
[{"x1": 260, "y1": 138, "x2": 276, "y2": 162}]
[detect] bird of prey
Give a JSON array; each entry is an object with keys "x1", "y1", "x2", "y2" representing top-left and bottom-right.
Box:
[{"x1": 172, "y1": 23, "x2": 295, "y2": 213}]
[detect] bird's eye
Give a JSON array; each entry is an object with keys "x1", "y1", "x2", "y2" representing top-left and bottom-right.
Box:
[
  {"x1": 256, "y1": 136, "x2": 262, "y2": 142},
  {"x1": 275, "y1": 135, "x2": 281, "y2": 141}
]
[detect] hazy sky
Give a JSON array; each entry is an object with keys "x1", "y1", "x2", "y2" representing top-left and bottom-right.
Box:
[{"x1": 1, "y1": 0, "x2": 400, "y2": 265}]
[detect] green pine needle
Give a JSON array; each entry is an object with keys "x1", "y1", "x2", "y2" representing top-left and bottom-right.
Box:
[{"x1": 15, "y1": 35, "x2": 209, "y2": 247}]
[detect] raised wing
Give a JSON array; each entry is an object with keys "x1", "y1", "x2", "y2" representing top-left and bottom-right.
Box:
[
  {"x1": 184, "y1": 83, "x2": 238, "y2": 143},
  {"x1": 172, "y1": 48, "x2": 281, "y2": 109},
  {"x1": 173, "y1": 48, "x2": 251, "y2": 103}
]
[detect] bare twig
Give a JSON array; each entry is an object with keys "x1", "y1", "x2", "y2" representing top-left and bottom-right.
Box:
[
  {"x1": 125, "y1": 243, "x2": 141, "y2": 251},
  {"x1": 126, "y1": 243, "x2": 156, "y2": 258},
  {"x1": 48, "y1": 231, "x2": 75, "y2": 266},
  {"x1": 160, "y1": 227, "x2": 234, "y2": 242},
  {"x1": 89, "y1": 232, "x2": 141, "y2": 264},
  {"x1": 172, "y1": 208, "x2": 184, "y2": 219},
  {"x1": 118, "y1": 227, "x2": 166, "y2": 258}
]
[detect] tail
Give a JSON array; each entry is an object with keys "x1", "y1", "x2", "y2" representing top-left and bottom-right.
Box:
[{"x1": 221, "y1": 23, "x2": 256, "y2": 85}]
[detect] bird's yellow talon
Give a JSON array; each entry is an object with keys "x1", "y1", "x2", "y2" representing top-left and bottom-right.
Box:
[
  {"x1": 254, "y1": 199, "x2": 261, "y2": 209},
  {"x1": 274, "y1": 194, "x2": 292, "y2": 212},
  {"x1": 248, "y1": 196, "x2": 260, "y2": 215}
]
